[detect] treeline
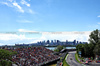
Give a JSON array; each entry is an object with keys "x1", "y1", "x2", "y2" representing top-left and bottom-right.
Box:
[
  {"x1": 76, "y1": 43, "x2": 94, "y2": 57},
  {"x1": 0, "y1": 49, "x2": 17, "y2": 66},
  {"x1": 76, "y1": 29, "x2": 100, "y2": 58},
  {"x1": 54, "y1": 45, "x2": 65, "y2": 52}
]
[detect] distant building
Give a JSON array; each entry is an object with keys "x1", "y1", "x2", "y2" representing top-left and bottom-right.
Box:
[
  {"x1": 51, "y1": 40, "x2": 53, "y2": 45},
  {"x1": 73, "y1": 40, "x2": 76, "y2": 45},
  {"x1": 15, "y1": 40, "x2": 88, "y2": 46}
]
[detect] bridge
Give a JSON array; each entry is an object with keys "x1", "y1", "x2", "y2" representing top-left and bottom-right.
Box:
[{"x1": 60, "y1": 48, "x2": 76, "y2": 53}]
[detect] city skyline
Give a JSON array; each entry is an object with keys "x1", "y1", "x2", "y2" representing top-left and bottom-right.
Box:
[
  {"x1": 0, "y1": 31, "x2": 91, "y2": 46},
  {"x1": 0, "y1": 0, "x2": 100, "y2": 45},
  {"x1": 15, "y1": 39, "x2": 87, "y2": 47}
]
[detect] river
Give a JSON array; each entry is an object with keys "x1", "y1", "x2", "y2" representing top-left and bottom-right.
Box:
[{"x1": 45, "y1": 47, "x2": 76, "y2": 51}]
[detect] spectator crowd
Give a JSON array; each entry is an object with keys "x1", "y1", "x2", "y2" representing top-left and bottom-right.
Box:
[{"x1": 11, "y1": 47, "x2": 60, "y2": 66}]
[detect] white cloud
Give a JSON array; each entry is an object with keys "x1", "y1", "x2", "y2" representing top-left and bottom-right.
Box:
[
  {"x1": 17, "y1": 20, "x2": 33, "y2": 23},
  {"x1": 0, "y1": 33, "x2": 36, "y2": 46},
  {"x1": 88, "y1": 24, "x2": 99, "y2": 28},
  {"x1": 28, "y1": 9, "x2": 35, "y2": 14},
  {"x1": 97, "y1": 15, "x2": 100, "y2": 17},
  {"x1": 31, "y1": 31, "x2": 91, "y2": 43},
  {"x1": 20, "y1": 0, "x2": 30, "y2": 7},
  {"x1": 1, "y1": 2, "x2": 9, "y2": 6},
  {"x1": 1, "y1": 0, "x2": 33, "y2": 13},
  {"x1": 13, "y1": 2, "x2": 24, "y2": 13},
  {"x1": 18, "y1": 29, "x2": 38, "y2": 33},
  {"x1": 98, "y1": 22, "x2": 100, "y2": 24},
  {"x1": 0, "y1": 33, "x2": 25, "y2": 40},
  {"x1": 0, "y1": 30, "x2": 91, "y2": 46},
  {"x1": 1, "y1": 2, "x2": 13, "y2": 7},
  {"x1": 1, "y1": 1, "x2": 24, "y2": 13},
  {"x1": 8, "y1": 0, "x2": 13, "y2": 2}
]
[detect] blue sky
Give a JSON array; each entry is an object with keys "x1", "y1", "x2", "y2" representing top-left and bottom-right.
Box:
[{"x1": 0, "y1": 0, "x2": 100, "y2": 45}]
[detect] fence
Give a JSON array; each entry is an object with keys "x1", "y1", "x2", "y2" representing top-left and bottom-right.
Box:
[{"x1": 56, "y1": 52, "x2": 68, "y2": 66}]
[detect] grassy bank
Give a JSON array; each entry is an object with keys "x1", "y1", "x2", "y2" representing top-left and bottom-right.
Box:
[
  {"x1": 75, "y1": 53, "x2": 81, "y2": 63},
  {"x1": 63, "y1": 54, "x2": 69, "y2": 66}
]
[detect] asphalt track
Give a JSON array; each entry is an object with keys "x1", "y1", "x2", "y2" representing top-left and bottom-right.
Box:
[{"x1": 66, "y1": 51, "x2": 82, "y2": 66}]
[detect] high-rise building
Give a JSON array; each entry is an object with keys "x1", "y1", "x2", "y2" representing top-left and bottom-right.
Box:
[
  {"x1": 51, "y1": 40, "x2": 53, "y2": 45},
  {"x1": 66, "y1": 40, "x2": 68, "y2": 45},
  {"x1": 77, "y1": 41, "x2": 79, "y2": 45},
  {"x1": 47, "y1": 40, "x2": 50, "y2": 44},
  {"x1": 73, "y1": 40, "x2": 76, "y2": 45},
  {"x1": 57, "y1": 40, "x2": 60, "y2": 45}
]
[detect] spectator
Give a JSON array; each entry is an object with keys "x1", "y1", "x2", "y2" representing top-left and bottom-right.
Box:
[{"x1": 11, "y1": 47, "x2": 59, "y2": 66}]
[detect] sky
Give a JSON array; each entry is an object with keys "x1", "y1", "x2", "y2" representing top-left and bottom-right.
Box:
[{"x1": 0, "y1": 0, "x2": 100, "y2": 45}]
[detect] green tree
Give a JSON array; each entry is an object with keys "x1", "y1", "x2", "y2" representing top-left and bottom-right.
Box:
[
  {"x1": 83, "y1": 43, "x2": 94, "y2": 57},
  {"x1": 89, "y1": 29, "x2": 100, "y2": 56},
  {"x1": 83, "y1": 43, "x2": 89, "y2": 57},
  {"x1": 88, "y1": 43, "x2": 94, "y2": 57},
  {"x1": 54, "y1": 45, "x2": 64, "y2": 52},
  {"x1": 76, "y1": 44, "x2": 85, "y2": 57},
  {"x1": 93, "y1": 44, "x2": 100, "y2": 56},
  {"x1": 89, "y1": 29, "x2": 100, "y2": 46},
  {"x1": 0, "y1": 59, "x2": 12, "y2": 66},
  {"x1": 0, "y1": 49, "x2": 17, "y2": 66},
  {"x1": 76, "y1": 29, "x2": 100, "y2": 58}
]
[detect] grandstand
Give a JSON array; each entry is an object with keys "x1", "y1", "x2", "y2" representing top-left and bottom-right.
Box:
[{"x1": 11, "y1": 47, "x2": 60, "y2": 66}]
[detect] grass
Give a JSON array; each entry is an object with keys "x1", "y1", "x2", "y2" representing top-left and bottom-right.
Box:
[
  {"x1": 49, "y1": 53, "x2": 69, "y2": 66},
  {"x1": 63, "y1": 54, "x2": 70, "y2": 66},
  {"x1": 63, "y1": 59, "x2": 69, "y2": 66},
  {"x1": 75, "y1": 53, "x2": 82, "y2": 63}
]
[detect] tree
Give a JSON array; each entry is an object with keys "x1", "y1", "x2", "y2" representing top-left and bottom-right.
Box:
[
  {"x1": 93, "y1": 44, "x2": 100, "y2": 56},
  {"x1": 76, "y1": 44, "x2": 85, "y2": 57},
  {"x1": 88, "y1": 43, "x2": 94, "y2": 57},
  {"x1": 54, "y1": 45, "x2": 64, "y2": 52},
  {"x1": 83, "y1": 43, "x2": 94, "y2": 57},
  {"x1": 89, "y1": 29, "x2": 100, "y2": 57},
  {"x1": 76, "y1": 29, "x2": 100, "y2": 58},
  {"x1": 0, "y1": 49, "x2": 17, "y2": 66},
  {"x1": 83, "y1": 43, "x2": 89, "y2": 57},
  {"x1": 76, "y1": 43, "x2": 94, "y2": 57},
  {"x1": 0, "y1": 60, "x2": 12, "y2": 66},
  {"x1": 89, "y1": 29, "x2": 100, "y2": 46}
]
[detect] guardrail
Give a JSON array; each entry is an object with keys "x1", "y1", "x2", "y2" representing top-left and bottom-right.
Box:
[
  {"x1": 40, "y1": 57, "x2": 60, "y2": 66},
  {"x1": 56, "y1": 52, "x2": 68, "y2": 66}
]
